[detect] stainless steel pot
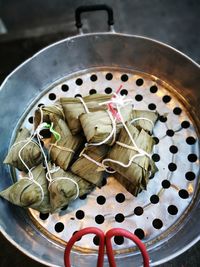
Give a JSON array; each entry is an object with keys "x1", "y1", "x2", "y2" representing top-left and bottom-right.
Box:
[{"x1": 0, "y1": 5, "x2": 199, "y2": 267}]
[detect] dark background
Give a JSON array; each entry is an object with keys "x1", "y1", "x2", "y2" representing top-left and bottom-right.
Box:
[{"x1": 0, "y1": 0, "x2": 200, "y2": 266}]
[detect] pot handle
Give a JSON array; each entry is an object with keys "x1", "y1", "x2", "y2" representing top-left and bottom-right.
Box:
[{"x1": 75, "y1": 4, "x2": 114, "y2": 34}]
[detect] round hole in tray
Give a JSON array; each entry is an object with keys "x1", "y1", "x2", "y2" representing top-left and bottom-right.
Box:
[
  {"x1": 90, "y1": 74, "x2": 98, "y2": 82},
  {"x1": 96, "y1": 195, "x2": 106, "y2": 205},
  {"x1": 134, "y1": 228, "x2": 145, "y2": 240},
  {"x1": 148, "y1": 103, "x2": 156, "y2": 110},
  {"x1": 95, "y1": 215, "x2": 105, "y2": 224},
  {"x1": 153, "y1": 137, "x2": 159, "y2": 144},
  {"x1": 115, "y1": 213, "x2": 125, "y2": 223},
  {"x1": 115, "y1": 193, "x2": 125, "y2": 203},
  {"x1": 54, "y1": 222, "x2": 64, "y2": 233},
  {"x1": 105, "y1": 87, "x2": 112, "y2": 94},
  {"x1": 186, "y1": 136, "x2": 196, "y2": 145},
  {"x1": 39, "y1": 213, "x2": 49, "y2": 220},
  {"x1": 93, "y1": 235, "x2": 100, "y2": 246},
  {"x1": 159, "y1": 115, "x2": 167, "y2": 123},
  {"x1": 114, "y1": 236, "x2": 124, "y2": 245},
  {"x1": 166, "y1": 129, "x2": 174, "y2": 137},
  {"x1": 181, "y1": 120, "x2": 190, "y2": 128},
  {"x1": 152, "y1": 219, "x2": 163, "y2": 229},
  {"x1": 105, "y1": 72, "x2": 113, "y2": 80},
  {"x1": 167, "y1": 205, "x2": 178, "y2": 215},
  {"x1": 150, "y1": 85, "x2": 158, "y2": 93},
  {"x1": 79, "y1": 194, "x2": 87, "y2": 200},
  {"x1": 136, "y1": 78, "x2": 144, "y2": 86},
  {"x1": 168, "y1": 163, "x2": 177, "y2": 172},
  {"x1": 28, "y1": 116, "x2": 33, "y2": 124},
  {"x1": 185, "y1": 171, "x2": 196, "y2": 181},
  {"x1": 61, "y1": 84, "x2": 69, "y2": 92},
  {"x1": 179, "y1": 189, "x2": 189, "y2": 199},
  {"x1": 49, "y1": 93, "x2": 56, "y2": 101},
  {"x1": 89, "y1": 89, "x2": 97, "y2": 95},
  {"x1": 74, "y1": 94, "x2": 82, "y2": 98},
  {"x1": 150, "y1": 195, "x2": 159, "y2": 204},
  {"x1": 75, "y1": 78, "x2": 83, "y2": 86},
  {"x1": 121, "y1": 74, "x2": 129, "y2": 82},
  {"x1": 75, "y1": 210, "x2": 85, "y2": 220},
  {"x1": 38, "y1": 103, "x2": 44, "y2": 107},
  {"x1": 152, "y1": 153, "x2": 160, "y2": 162},
  {"x1": 173, "y1": 107, "x2": 182, "y2": 115},
  {"x1": 120, "y1": 89, "x2": 128, "y2": 96},
  {"x1": 135, "y1": 94, "x2": 143, "y2": 101},
  {"x1": 162, "y1": 95, "x2": 171, "y2": 103},
  {"x1": 134, "y1": 207, "x2": 143, "y2": 216},
  {"x1": 162, "y1": 180, "x2": 171, "y2": 189},
  {"x1": 73, "y1": 231, "x2": 82, "y2": 241},
  {"x1": 169, "y1": 145, "x2": 178, "y2": 154},
  {"x1": 187, "y1": 154, "x2": 198, "y2": 162}
]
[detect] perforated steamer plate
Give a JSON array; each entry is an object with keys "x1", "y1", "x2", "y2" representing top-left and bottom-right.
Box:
[{"x1": 13, "y1": 68, "x2": 199, "y2": 259}]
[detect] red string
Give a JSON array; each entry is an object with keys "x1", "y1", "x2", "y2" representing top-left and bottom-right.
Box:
[
  {"x1": 64, "y1": 227, "x2": 105, "y2": 267},
  {"x1": 64, "y1": 226, "x2": 150, "y2": 267},
  {"x1": 106, "y1": 228, "x2": 149, "y2": 267}
]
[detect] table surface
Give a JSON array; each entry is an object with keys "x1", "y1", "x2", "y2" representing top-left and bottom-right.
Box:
[{"x1": 0, "y1": 0, "x2": 199, "y2": 266}]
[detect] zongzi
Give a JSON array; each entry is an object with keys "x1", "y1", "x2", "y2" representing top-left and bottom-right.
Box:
[
  {"x1": 48, "y1": 164, "x2": 94, "y2": 213},
  {"x1": 71, "y1": 145, "x2": 109, "y2": 187},
  {"x1": 103, "y1": 123, "x2": 156, "y2": 196},
  {"x1": 60, "y1": 94, "x2": 113, "y2": 135},
  {"x1": 4, "y1": 128, "x2": 43, "y2": 172},
  {"x1": 130, "y1": 110, "x2": 159, "y2": 134},
  {"x1": 0, "y1": 163, "x2": 50, "y2": 213},
  {"x1": 48, "y1": 113, "x2": 83, "y2": 170}
]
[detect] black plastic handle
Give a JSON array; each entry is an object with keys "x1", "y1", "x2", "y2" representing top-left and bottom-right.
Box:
[{"x1": 75, "y1": 4, "x2": 114, "y2": 29}]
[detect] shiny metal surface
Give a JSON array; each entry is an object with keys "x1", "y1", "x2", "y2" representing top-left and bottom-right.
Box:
[{"x1": 0, "y1": 33, "x2": 200, "y2": 267}]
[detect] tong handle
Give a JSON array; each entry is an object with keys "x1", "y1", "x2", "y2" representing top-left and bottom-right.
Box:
[
  {"x1": 64, "y1": 227, "x2": 105, "y2": 267},
  {"x1": 106, "y1": 228, "x2": 150, "y2": 267}
]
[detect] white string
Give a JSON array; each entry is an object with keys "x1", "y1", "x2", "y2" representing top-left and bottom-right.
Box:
[
  {"x1": 116, "y1": 141, "x2": 150, "y2": 158},
  {"x1": 49, "y1": 143, "x2": 75, "y2": 153},
  {"x1": 76, "y1": 97, "x2": 90, "y2": 114},
  {"x1": 18, "y1": 135, "x2": 45, "y2": 205},
  {"x1": 11, "y1": 139, "x2": 40, "y2": 149},
  {"x1": 48, "y1": 176, "x2": 79, "y2": 200},
  {"x1": 102, "y1": 153, "x2": 145, "y2": 169},
  {"x1": 100, "y1": 93, "x2": 151, "y2": 172},
  {"x1": 81, "y1": 153, "x2": 104, "y2": 168},
  {"x1": 130, "y1": 117, "x2": 154, "y2": 127},
  {"x1": 53, "y1": 105, "x2": 65, "y2": 119}
]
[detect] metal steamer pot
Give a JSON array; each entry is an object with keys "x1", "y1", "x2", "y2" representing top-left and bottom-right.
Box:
[{"x1": 0, "y1": 5, "x2": 200, "y2": 267}]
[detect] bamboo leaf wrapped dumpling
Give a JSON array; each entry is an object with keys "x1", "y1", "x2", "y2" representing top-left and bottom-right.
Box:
[
  {"x1": 71, "y1": 145, "x2": 109, "y2": 187},
  {"x1": 130, "y1": 110, "x2": 159, "y2": 134},
  {"x1": 48, "y1": 113, "x2": 83, "y2": 170},
  {"x1": 4, "y1": 128, "x2": 43, "y2": 172},
  {"x1": 0, "y1": 164, "x2": 50, "y2": 213},
  {"x1": 48, "y1": 164, "x2": 95, "y2": 213},
  {"x1": 34, "y1": 104, "x2": 65, "y2": 130},
  {"x1": 113, "y1": 159, "x2": 158, "y2": 196},
  {"x1": 60, "y1": 94, "x2": 113, "y2": 135},
  {"x1": 79, "y1": 103, "x2": 132, "y2": 145},
  {"x1": 103, "y1": 123, "x2": 156, "y2": 196}
]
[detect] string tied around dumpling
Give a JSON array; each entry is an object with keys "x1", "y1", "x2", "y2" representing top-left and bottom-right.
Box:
[
  {"x1": 76, "y1": 96, "x2": 90, "y2": 113},
  {"x1": 46, "y1": 165, "x2": 79, "y2": 200},
  {"x1": 85, "y1": 109, "x2": 117, "y2": 147},
  {"x1": 18, "y1": 135, "x2": 45, "y2": 205}
]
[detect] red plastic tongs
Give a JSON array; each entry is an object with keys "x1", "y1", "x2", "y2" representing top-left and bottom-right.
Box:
[{"x1": 64, "y1": 227, "x2": 150, "y2": 267}]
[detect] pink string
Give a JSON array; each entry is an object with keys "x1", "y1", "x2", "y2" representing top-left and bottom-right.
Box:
[{"x1": 108, "y1": 85, "x2": 123, "y2": 121}]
